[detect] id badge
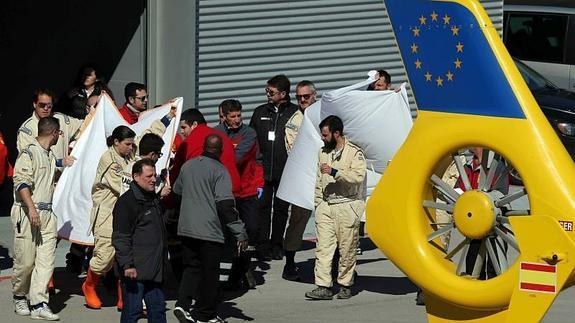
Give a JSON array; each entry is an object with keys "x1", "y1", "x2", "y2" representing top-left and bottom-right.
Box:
[{"x1": 268, "y1": 131, "x2": 276, "y2": 141}]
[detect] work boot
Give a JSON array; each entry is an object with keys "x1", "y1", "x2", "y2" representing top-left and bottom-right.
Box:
[
  {"x1": 116, "y1": 280, "x2": 123, "y2": 311},
  {"x1": 82, "y1": 268, "x2": 102, "y2": 309},
  {"x1": 30, "y1": 303, "x2": 59, "y2": 321},
  {"x1": 336, "y1": 286, "x2": 352, "y2": 299},
  {"x1": 282, "y1": 264, "x2": 300, "y2": 281},
  {"x1": 305, "y1": 286, "x2": 333, "y2": 300},
  {"x1": 243, "y1": 267, "x2": 257, "y2": 289}
]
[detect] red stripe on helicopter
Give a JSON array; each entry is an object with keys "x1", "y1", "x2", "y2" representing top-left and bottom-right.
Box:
[
  {"x1": 520, "y1": 282, "x2": 556, "y2": 293},
  {"x1": 520, "y1": 263, "x2": 556, "y2": 273}
]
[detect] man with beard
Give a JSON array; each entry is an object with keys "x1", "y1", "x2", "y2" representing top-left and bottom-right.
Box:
[
  {"x1": 282, "y1": 80, "x2": 317, "y2": 281},
  {"x1": 305, "y1": 115, "x2": 366, "y2": 301}
]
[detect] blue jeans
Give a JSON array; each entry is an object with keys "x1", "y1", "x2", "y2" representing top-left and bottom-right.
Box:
[{"x1": 121, "y1": 280, "x2": 166, "y2": 323}]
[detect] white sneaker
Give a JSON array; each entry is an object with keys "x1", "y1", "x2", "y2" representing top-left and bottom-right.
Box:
[
  {"x1": 30, "y1": 303, "x2": 59, "y2": 321},
  {"x1": 13, "y1": 298, "x2": 30, "y2": 316}
]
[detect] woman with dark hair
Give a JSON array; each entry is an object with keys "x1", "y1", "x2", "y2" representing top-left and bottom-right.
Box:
[
  {"x1": 82, "y1": 125, "x2": 135, "y2": 310},
  {"x1": 62, "y1": 65, "x2": 114, "y2": 119}
]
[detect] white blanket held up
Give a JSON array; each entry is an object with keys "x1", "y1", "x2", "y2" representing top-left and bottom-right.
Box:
[
  {"x1": 53, "y1": 95, "x2": 183, "y2": 245},
  {"x1": 277, "y1": 73, "x2": 413, "y2": 210}
]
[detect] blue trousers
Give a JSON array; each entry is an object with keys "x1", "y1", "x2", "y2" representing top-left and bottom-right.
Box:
[{"x1": 121, "y1": 280, "x2": 166, "y2": 323}]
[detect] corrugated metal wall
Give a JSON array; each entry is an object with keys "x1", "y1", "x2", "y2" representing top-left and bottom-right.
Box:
[{"x1": 197, "y1": 0, "x2": 502, "y2": 123}]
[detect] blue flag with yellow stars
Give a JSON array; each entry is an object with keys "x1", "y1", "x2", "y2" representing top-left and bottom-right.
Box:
[{"x1": 384, "y1": 0, "x2": 524, "y2": 119}]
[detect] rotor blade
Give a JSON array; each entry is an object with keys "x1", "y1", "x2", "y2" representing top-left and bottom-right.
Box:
[
  {"x1": 456, "y1": 242, "x2": 470, "y2": 275},
  {"x1": 427, "y1": 224, "x2": 454, "y2": 242},
  {"x1": 446, "y1": 238, "x2": 471, "y2": 260},
  {"x1": 471, "y1": 240, "x2": 487, "y2": 278},
  {"x1": 481, "y1": 157, "x2": 500, "y2": 191},
  {"x1": 494, "y1": 226, "x2": 520, "y2": 252},
  {"x1": 431, "y1": 174, "x2": 460, "y2": 203},
  {"x1": 453, "y1": 154, "x2": 471, "y2": 191},
  {"x1": 494, "y1": 237, "x2": 509, "y2": 272},
  {"x1": 485, "y1": 238, "x2": 502, "y2": 275},
  {"x1": 423, "y1": 200, "x2": 454, "y2": 213},
  {"x1": 495, "y1": 188, "x2": 527, "y2": 207},
  {"x1": 505, "y1": 210, "x2": 530, "y2": 216}
]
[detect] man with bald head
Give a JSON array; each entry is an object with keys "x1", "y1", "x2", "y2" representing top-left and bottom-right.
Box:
[{"x1": 173, "y1": 134, "x2": 248, "y2": 323}]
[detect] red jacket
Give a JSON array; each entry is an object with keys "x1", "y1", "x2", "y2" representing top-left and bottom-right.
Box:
[
  {"x1": 170, "y1": 124, "x2": 241, "y2": 196},
  {"x1": 119, "y1": 103, "x2": 139, "y2": 125},
  {"x1": 214, "y1": 123, "x2": 264, "y2": 198},
  {"x1": 0, "y1": 132, "x2": 13, "y2": 186}
]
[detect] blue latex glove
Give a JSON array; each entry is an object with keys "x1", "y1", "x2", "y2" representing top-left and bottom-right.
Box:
[{"x1": 257, "y1": 187, "x2": 264, "y2": 199}]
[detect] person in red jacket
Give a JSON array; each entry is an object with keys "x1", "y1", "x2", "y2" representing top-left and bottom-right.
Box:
[
  {"x1": 170, "y1": 109, "x2": 240, "y2": 196},
  {"x1": 118, "y1": 82, "x2": 148, "y2": 125},
  {"x1": 215, "y1": 100, "x2": 264, "y2": 289},
  {"x1": 0, "y1": 131, "x2": 13, "y2": 187}
]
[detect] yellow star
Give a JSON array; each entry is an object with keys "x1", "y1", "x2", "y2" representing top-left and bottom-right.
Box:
[
  {"x1": 425, "y1": 72, "x2": 432, "y2": 81},
  {"x1": 412, "y1": 27, "x2": 420, "y2": 37},
  {"x1": 436, "y1": 76, "x2": 444, "y2": 87},
  {"x1": 451, "y1": 25, "x2": 460, "y2": 36},
  {"x1": 443, "y1": 14, "x2": 451, "y2": 25},
  {"x1": 454, "y1": 58, "x2": 463, "y2": 69},
  {"x1": 456, "y1": 41, "x2": 464, "y2": 52},
  {"x1": 446, "y1": 71, "x2": 454, "y2": 81},
  {"x1": 415, "y1": 59, "x2": 422, "y2": 69},
  {"x1": 430, "y1": 11, "x2": 438, "y2": 21},
  {"x1": 411, "y1": 43, "x2": 418, "y2": 53},
  {"x1": 419, "y1": 15, "x2": 427, "y2": 25}
]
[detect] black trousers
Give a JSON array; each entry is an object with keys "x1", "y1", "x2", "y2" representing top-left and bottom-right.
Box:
[
  {"x1": 236, "y1": 196, "x2": 259, "y2": 246},
  {"x1": 257, "y1": 179, "x2": 290, "y2": 252},
  {"x1": 177, "y1": 237, "x2": 224, "y2": 322}
]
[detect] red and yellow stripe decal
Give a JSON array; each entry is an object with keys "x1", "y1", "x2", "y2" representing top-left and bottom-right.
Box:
[{"x1": 519, "y1": 262, "x2": 557, "y2": 293}]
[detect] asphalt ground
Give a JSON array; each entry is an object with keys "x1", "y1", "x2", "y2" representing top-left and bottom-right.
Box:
[{"x1": 1, "y1": 213, "x2": 574, "y2": 322}]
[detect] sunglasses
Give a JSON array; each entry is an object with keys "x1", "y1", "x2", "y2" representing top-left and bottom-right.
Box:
[
  {"x1": 134, "y1": 95, "x2": 148, "y2": 101},
  {"x1": 265, "y1": 88, "x2": 281, "y2": 96},
  {"x1": 296, "y1": 94, "x2": 313, "y2": 100},
  {"x1": 37, "y1": 102, "x2": 53, "y2": 109}
]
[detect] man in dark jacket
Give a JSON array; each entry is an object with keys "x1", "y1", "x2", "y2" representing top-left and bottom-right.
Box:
[
  {"x1": 249, "y1": 74, "x2": 298, "y2": 261},
  {"x1": 113, "y1": 158, "x2": 167, "y2": 323},
  {"x1": 173, "y1": 134, "x2": 248, "y2": 323}
]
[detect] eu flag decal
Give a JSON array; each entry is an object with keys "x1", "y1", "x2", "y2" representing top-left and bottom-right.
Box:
[{"x1": 384, "y1": 0, "x2": 525, "y2": 118}]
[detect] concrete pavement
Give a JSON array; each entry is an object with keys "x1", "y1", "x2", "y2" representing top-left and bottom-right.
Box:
[{"x1": 1, "y1": 213, "x2": 574, "y2": 322}]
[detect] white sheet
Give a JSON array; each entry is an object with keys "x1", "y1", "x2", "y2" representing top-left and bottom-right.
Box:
[
  {"x1": 53, "y1": 95, "x2": 183, "y2": 244},
  {"x1": 277, "y1": 72, "x2": 413, "y2": 210}
]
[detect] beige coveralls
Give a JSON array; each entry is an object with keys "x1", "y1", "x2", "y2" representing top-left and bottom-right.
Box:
[
  {"x1": 11, "y1": 141, "x2": 57, "y2": 305},
  {"x1": 314, "y1": 139, "x2": 366, "y2": 288},
  {"x1": 90, "y1": 119, "x2": 166, "y2": 275},
  {"x1": 283, "y1": 109, "x2": 313, "y2": 251},
  {"x1": 17, "y1": 112, "x2": 83, "y2": 161}
]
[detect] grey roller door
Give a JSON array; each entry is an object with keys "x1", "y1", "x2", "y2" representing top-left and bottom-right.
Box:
[{"x1": 197, "y1": 0, "x2": 502, "y2": 123}]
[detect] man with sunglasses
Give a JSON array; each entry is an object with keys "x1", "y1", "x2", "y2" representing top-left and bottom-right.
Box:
[
  {"x1": 249, "y1": 74, "x2": 298, "y2": 261},
  {"x1": 119, "y1": 82, "x2": 149, "y2": 125},
  {"x1": 17, "y1": 88, "x2": 82, "y2": 167},
  {"x1": 282, "y1": 80, "x2": 317, "y2": 280}
]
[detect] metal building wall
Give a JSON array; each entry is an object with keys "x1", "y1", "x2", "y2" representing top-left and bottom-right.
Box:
[{"x1": 196, "y1": 0, "x2": 503, "y2": 123}]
